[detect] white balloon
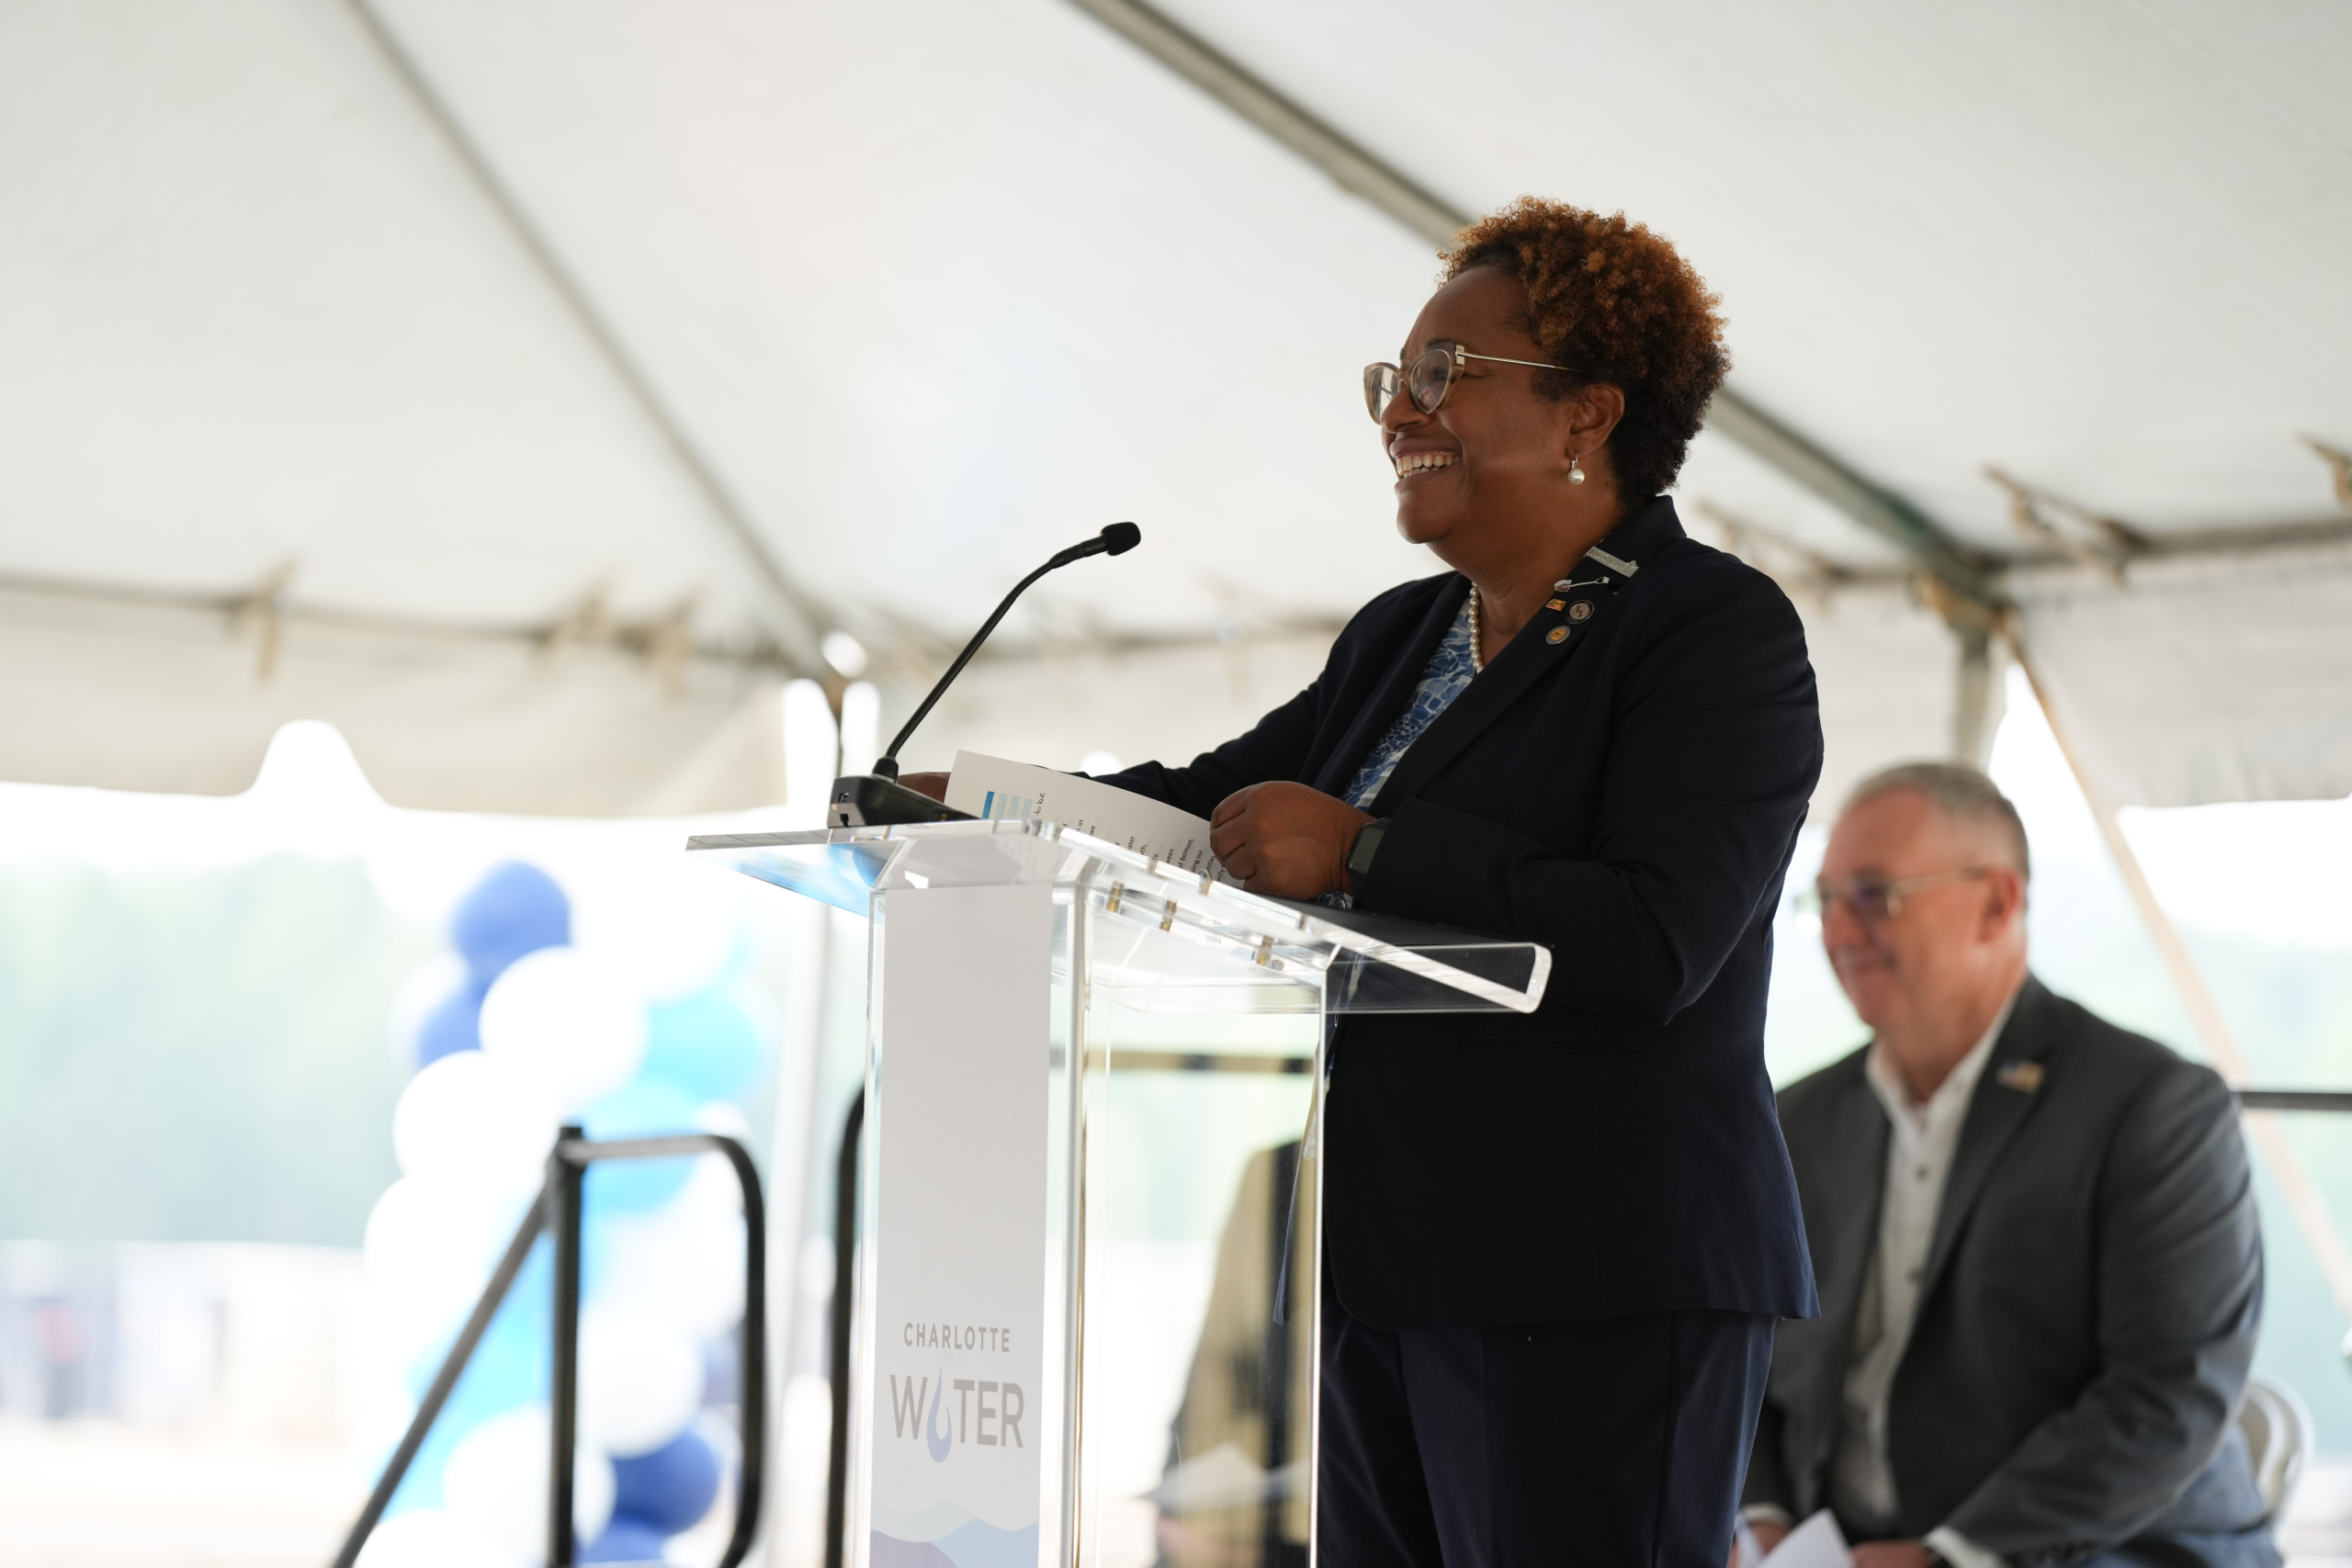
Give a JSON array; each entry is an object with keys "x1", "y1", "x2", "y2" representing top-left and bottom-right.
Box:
[
  {"x1": 676, "y1": 1134, "x2": 751, "y2": 1217},
  {"x1": 444, "y1": 1407, "x2": 615, "y2": 1564},
  {"x1": 692, "y1": 1100, "x2": 755, "y2": 1144},
  {"x1": 355, "y1": 1507, "x2": 522, "y2": 1568},
  {"x1": 571, "y1": 862, "x2": 741, "y2": 1005},
  {"x1": 479, "y1": 947, "x2": 647, "y2": 1111},
  {"x1": 363, "y1": 1177, "x2": 532, "y2": 1356},
  {"x1": 579, "y1": 1299, "x2": 706, "y2": 1457},
  {"x1": 388, "y1": 951, "x2": 469, "y2": 1073},
  {"x1": 392, "y1": 1050, "x2": 560, "y2": 1192},
  {"x1": 599, "y1": 1185, "x2": 748, "y2": 1340}
]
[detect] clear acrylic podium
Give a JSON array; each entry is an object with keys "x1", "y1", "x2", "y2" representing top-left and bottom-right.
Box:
[{"x1": 687, "y1": 818, "x2": 1550, "y2": 1568}]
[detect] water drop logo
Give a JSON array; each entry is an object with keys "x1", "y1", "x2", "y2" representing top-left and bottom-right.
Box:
[{"x1": 925, "y1": 1365, "x2": 953, "y2": 1462}]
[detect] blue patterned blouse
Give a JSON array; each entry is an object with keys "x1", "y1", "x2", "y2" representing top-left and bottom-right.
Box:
[{"x1": 1341, "y1": 592, "x2": 1479, "y2": 809}]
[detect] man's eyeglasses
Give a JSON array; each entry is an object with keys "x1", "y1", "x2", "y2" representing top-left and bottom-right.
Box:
[
  {"x1": 1363, "y1": 340, "x2": 1561, "y2": 422},
  {"x1": 1794, "y1": 867, "x2": 1992, "y2": 925}
]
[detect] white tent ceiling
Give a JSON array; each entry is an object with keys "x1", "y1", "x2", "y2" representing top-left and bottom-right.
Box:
[{"x1": 2, "y1": 0, "x2": 2346, "y2": 814}]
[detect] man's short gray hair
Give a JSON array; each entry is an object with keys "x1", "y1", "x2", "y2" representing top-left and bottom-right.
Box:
[{"x1": 1844, "y1": 761, "x2": 2031, "y2": 881}]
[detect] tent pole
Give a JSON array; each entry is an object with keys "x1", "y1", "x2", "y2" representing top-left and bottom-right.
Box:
[
  {"x1": 2005, "y1": 628, "x2": 2352, "y2": 1326},
  {"x1": 1950, "y1": 625, "x2": 1998, "y2": 767}
]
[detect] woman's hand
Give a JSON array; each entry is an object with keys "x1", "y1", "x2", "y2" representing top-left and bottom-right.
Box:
[
  {"x1": 1849, "y1": 1544, "x2": 1932, "y2": 1568},
  {"x1": 1208, "y1": 783, "x2": 1373, "y2": 899},
  {"x1": 898, "y1": 772, "x2": 950, "y2": 802}
]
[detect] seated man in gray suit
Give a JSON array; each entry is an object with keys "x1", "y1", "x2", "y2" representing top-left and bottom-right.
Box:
[{"x1": 1744, "y1": 762, "x2": 2276, "y2": 1568}]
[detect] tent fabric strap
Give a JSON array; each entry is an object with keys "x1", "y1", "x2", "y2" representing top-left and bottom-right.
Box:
[
  {"x1": 338, "y1": 0, "x2": 829, "y2": 670},
  {"x1": 1060, "y1": 0, "x2": 2001, "y2": 618}
]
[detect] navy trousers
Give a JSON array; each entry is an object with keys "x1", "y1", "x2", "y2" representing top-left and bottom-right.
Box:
[{"x1": 1318, "y1": 1274, "x2": 1775, "y2": 1568}]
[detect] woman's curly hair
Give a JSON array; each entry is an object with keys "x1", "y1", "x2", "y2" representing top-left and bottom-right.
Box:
[{"x1": 1444, "y1": 198, "x2": 1728, "y2": 502}]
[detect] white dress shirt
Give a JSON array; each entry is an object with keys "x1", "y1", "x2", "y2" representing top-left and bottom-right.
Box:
[{"x1": 1827, "y1": 987, "x2": 2020, "y2": 1568}]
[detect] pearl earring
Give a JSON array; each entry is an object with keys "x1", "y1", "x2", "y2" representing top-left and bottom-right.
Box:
[{"x1": 1568, "y1": 453, "x2": 1586, "y2": 486}]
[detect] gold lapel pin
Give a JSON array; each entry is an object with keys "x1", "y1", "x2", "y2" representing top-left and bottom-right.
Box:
[
  {"x1": 1546, "y1": 626, "x2": 1570, "y2": 644},
  {"x1": 1996, "y1": 1061, "x2": 2043, "y2": 1093}
]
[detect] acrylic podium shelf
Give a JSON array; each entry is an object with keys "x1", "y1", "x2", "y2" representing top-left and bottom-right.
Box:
[{"x1": 688, "y1": 818, "x2": 1549, "y2": 1568}]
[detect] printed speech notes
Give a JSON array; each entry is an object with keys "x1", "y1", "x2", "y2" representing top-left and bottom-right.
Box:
[
  {"x1": 945, "y1": 751, "x2": 1233, "y2": 884},
  {"x1": 1757, "y1": 1512, "x2": 1851, "y2": 1568}
]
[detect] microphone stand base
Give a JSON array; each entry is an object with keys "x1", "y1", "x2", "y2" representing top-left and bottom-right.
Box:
[{"x1": 827, "y1": 774, "x2": 977, "y2": 829}]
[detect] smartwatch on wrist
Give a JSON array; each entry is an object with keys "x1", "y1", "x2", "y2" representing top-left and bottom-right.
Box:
[{"x1": 1346, "y1": 818, "x2": 1390, "y2": 883}]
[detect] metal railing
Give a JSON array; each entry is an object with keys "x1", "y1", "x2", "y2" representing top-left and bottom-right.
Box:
[{"x1": 332, "y1": 1126, "x2": 767, "y2": 1568}]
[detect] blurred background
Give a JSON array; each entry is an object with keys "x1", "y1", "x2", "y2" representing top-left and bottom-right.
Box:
[{"x1": 2, "y1": 0, "x2": 2348, "y2": 1563}]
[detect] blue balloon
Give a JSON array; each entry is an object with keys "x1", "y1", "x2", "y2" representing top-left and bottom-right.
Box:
[
  {"x1": 385, "y1": 1274, "x2": 549, "y2": 1517},
  {"x1": 415, "y1": 979, "x2": 488, "y2": 1066},
  {"x1": 641, "y1": 988, "x2": 768, "y2": 1103},
  {"x1": 453, "y1": 862, "x2": 571, "y2": 987},
  {"x1": 611, "y1": 1427, "x2": 722, "y2": 1533},
  {"x1": 383, "y1": 1415, "x2": 462, "y2": 1513},
  {"x1": 402, "y1": 1242, "x2": 554, "y2": 1414},
  {"x1": 443, "y1": 1322, "x2": 545, "y2": 1427},
  {"x1": 582, "y1": 1516, "x2": 671, "y2": 1562},
  {"x1": 582, "y1": 1078, "x2": 705, "y2": 1213}
]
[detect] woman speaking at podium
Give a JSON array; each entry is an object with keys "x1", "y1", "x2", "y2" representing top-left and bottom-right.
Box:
[{"x1": 935, "y1": 198, "x2": 1824, "y2": 1565}]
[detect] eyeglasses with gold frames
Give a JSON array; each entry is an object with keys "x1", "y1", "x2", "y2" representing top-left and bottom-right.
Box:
[
  {"x1": 1794, "y1": 866, "x2": 1993, "y2": 925},
  {"x1": 1363, "y1": 339, "x2": 1563, "y2": 422}
]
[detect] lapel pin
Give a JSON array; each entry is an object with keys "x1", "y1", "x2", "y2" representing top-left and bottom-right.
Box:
[
  {"x1": 1546, "y1": 626, "x2": 1570, "y2": 644},
  {"x1": 1996, "y1": 1061, "x2": 2044, "y2": 1093},
  {"x1": 1568, "y1": 601, "x2": 1595, "y2": 623},
  {"x1": 1545, "y1": 598, "x2": 1566, "y2": 611}
]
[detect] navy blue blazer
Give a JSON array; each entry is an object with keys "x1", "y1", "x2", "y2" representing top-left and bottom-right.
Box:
[{"x1": 1103, "y1": 496, "x2": 1823, "y2": 1328}]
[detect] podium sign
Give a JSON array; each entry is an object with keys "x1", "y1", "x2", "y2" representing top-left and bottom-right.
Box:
[
  {"x1": 867, "y1": 884, "x2": 1052, "y2": 1563},
  {"x1": 690, "y1": 819, "x2": 1547, "y2": 1568}
]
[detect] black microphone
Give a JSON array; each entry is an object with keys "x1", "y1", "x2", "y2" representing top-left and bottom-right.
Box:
[{"x1": 827, "y1": 523, "x2": 1142, "y2": 828}]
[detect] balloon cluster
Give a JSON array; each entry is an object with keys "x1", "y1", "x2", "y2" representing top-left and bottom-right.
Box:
[{"x1": 360, "y1": 861, "x2": 771, "y2": 1567}]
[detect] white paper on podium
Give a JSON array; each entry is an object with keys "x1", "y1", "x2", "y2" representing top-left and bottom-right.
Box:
[
  {"x1": 946, "y1": 751, "x2": 1233, "y2": 883},
  {"x1": 1760, "y1": 1510, "x2": 1852, "y2": 1568}
]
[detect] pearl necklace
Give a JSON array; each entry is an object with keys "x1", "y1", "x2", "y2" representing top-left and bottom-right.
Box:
[{"x1": 1466, "y1": 588, "x2": 1485, "y2": 673}]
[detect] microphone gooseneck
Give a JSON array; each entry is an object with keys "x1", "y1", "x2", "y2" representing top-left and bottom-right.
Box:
[{"x1": 871, "y1": 523, "x2": 1142, "y2": 780}]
